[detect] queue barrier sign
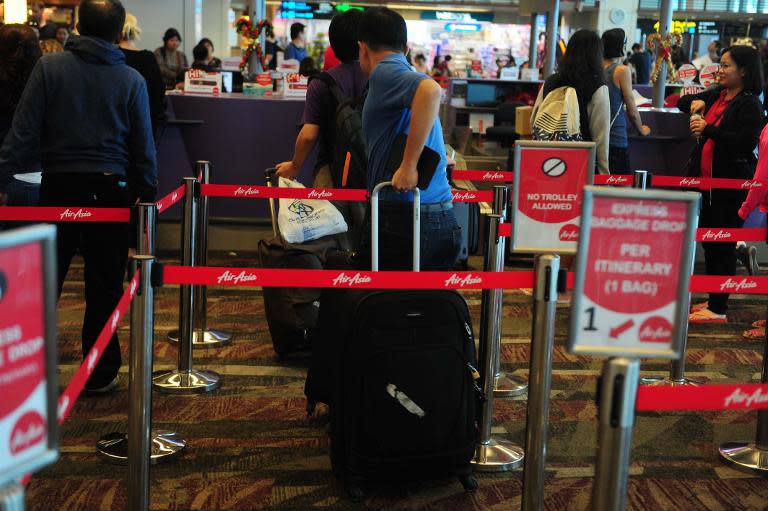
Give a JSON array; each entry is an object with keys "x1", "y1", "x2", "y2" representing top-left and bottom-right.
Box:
[
  {"x1": 511, "y1": 140, "x2": 596, "y2": 254},
  {"x1": 0, "y1": 225, "x2": 59, "y2": 487},
  {"x1": 569, "y1": 187, "x2": 700, "y2": 359}
]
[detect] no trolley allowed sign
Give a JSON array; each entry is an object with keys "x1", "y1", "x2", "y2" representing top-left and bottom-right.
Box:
[{"x1": 569, "y1": 187, "x2": 700, "y2": 359}]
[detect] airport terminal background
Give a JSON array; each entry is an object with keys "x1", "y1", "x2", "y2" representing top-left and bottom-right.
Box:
[{"x1": 1, "y1": 0, "x2": 768, "y2": 510}]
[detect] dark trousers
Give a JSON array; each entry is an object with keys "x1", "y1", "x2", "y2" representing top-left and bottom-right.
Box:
[
  {"x1": 360, "y1": 201, "x2": 462, "y2": 271},
  {"x1": 0, "y1": 177, "x2": 40, "y2": 230},
  {"x1": 40, "y1": 173, "x2": 132, "y2": 387},
  {"x1": 700, "y1": 197, "x2": 743, "y2": 315},
  {"x1": 608, "y1": 146, "x2": 631, "y2": 175}
]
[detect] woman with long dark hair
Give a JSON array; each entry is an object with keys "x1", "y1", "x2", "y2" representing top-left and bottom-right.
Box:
[
  {"x1": 532, "y1": 29, "x2": 610, "y2": 173},
  {"x1": 0, "y1": 24, "x2": 43, "y2": 226},
  {"x1": 679, "y1": 45, "x2": 765, "y2": 323}
]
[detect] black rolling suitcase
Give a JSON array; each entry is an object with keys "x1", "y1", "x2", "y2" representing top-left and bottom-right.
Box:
[{"x1": 305, "y1": 182, "x2": 480, "y2": 498}]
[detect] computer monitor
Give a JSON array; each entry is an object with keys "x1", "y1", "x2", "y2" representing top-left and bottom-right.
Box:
[
  {"x1": 221, "y1": 71, "x2": 233, "y2": 93},
  {"x1": 466, "y1": 83, "x2": 497, "y2": 107}
]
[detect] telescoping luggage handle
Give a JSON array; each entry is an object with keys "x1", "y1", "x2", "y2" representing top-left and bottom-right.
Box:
[
  {"x1": 265, "y1": 168, "x2": 279, "y2": 237},
  {"x1": 371, "y1": 182, "x2": 420, "y2": 272}
]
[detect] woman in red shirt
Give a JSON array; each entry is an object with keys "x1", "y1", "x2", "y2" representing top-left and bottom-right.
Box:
[{"x1": 678, "y1": 45, "x2": 764, "y2": 323}]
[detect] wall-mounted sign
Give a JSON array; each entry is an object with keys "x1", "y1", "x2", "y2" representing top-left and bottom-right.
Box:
[
  {"x1": 421, "y1": 11, "x2": 494, "y2": 23},
  {"x1": 697, "y1": 21, "x2": 719, "y2": 35},
  {"x1": 445, "y1": 23, "x2": 482, "y2": 33},
  {"x1": 653, "y1": 20, "x2": 697, "y2": 34},
  {"x1": 280, "y1": 1, "x2": 337, "y2": 19}
]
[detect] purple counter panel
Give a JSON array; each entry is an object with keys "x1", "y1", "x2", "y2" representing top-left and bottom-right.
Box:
[
  {"x1": 630, "y1": 109, "x2": 695, "y2": 174},
  {"x1": 157, "y1": 93, "x2": 315, "y2": 220}
]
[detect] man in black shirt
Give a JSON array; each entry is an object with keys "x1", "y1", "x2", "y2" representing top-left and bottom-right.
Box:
[{"x1": 629, "y1": 43, "x2": 652, "y2": 85}]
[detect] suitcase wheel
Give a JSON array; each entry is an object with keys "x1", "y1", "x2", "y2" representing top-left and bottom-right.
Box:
[{"x1": 459, "y1": 474, "x2": 479, "y2": 493}]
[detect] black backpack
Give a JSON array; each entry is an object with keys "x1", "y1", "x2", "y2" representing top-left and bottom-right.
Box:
[{"x1": 310, "y1": 72, "x2": 367, "y2": 189}]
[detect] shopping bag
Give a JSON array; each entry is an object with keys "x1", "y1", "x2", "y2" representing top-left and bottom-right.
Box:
[{"x1": 277, "y1": 177, "x2": 348, "y2": 243}]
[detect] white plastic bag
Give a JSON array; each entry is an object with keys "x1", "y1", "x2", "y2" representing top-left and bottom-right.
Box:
[{"x1": 277, "y1": 177, "x2": 348, "y2": 243}]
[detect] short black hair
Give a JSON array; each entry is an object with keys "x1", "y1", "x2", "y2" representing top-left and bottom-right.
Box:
[
  {"x1": 163, "y1": 27, "x2": 182, "y2": 44},
  {"x1": 329, "y1": 10, "x2": 362, "y2": 63},
  {"x1": 712, "y1": 40, "x2": 722, "y2": 53},
  {"x1": 358, "y1": 7, "x2": 406, "y2": 53},
  {"x1": 602, "y1": 28, "x2": 625, "y2": 59},
  {"x1": 631, "y1": 43, "x2": 641, "y2": 52},
  {"x1": 290, "y1": 22, "x2": 305, "y2": 40},
  {"x1": 415, "y1": 53, "x2": 426, "y2": 62},
  {"x1": 78, "y1": 0, "x2": 126, "y2": 43},
  {"x1": 192, "y1": 43, "x2": 208, "y2": 62},
  {"x1": 722, "y1": 45, "x2": 764, "y2": 94},
  {"x1": 198, "y1": 37, "x2": 214, "y2": 52}
]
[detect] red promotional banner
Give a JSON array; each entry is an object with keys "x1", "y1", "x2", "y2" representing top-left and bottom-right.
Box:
[
  {"x1": 513, "y1": 144, "x2": 593, "y2": 252},
  {"x1": 636, "y1": 384, "x2": 768, "y2": 411},
  {"x1": 0, "y1": 241, "x2": 48, "y2": 471},
  {"x1": 452, "y1": 170, "x2": 514, "y2": 182},
  {"x1": 163, "y1": 266, "x2": 535, "y2": 290},
  {"x1": 696, "y1": 228, "x2": 767, "y2": 242},
  {"x1": 0, "y1": 207, "x2": 130, "y2": 223},
  {"x1": 156, "y1": 184, "x2": 186, "y2": 213},
  {"x1": 57, "y1": 271, "x2": 139, "y2": 423},
  {"x1": 689, "y1": 275, "x2": 768, "y2": 294}
]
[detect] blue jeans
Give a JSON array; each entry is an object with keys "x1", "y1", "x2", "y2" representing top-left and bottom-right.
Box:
[
  {"x1": 365, "y1": 201, "x2": 462, "y2": 271},
  {"x1": 0, "y1": 178, "x2": 40, "y2": 230}
]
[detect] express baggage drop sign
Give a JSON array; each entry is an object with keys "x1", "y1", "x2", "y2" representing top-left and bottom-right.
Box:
[
  {"x1": 511, "y1": 141, "x2": 596, "y2": 254},
  {"x1": 0, "y1": 226, "x2": 58, "y2": 486},
  {"x1": 569, "y1": 188, "x2": 700, "y2": 359}
]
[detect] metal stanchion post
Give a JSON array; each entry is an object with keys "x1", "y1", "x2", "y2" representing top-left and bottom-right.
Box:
[
  {"x1": 719, "y1": 303, "x2": 768, "y2": 473},
  {"x1": 97, "y1": 208, "x2": 186, "y2": 464},
  {"x1": 169, "y1": 162, "x2": 232, "y2": 348},
  {"x1": 153, "y1": 178, "x2": 221, "y2": 394},
  {"x1": 0, "y1": 483, "x2": 25, "y2": 511},
  {"x1": 472, "y1": 210, "x2": 525, "y2": 472},
  {"x1": 593, "y1": 357, "x2": 640, "y2": 511},
  {"x1": 488, "y1": 185, "x2": 528, "y2": 398},
  {"x1": 522, "y1": 254, "x2": 559, "y2": 511}
]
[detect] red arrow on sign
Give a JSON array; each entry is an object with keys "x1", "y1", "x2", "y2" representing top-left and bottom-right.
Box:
[{"x1": 610, "y1": 319, "x2": 635, "y2": 339}]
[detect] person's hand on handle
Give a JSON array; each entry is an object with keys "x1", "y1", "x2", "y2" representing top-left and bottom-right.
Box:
[
  {"x1": 276, "y1": 161, "x2": 300, "y2": 180},
  {"x1": 639, "y1": 125, "x2": 651, "y2": 136},
  {"x1": 690, "y1": 116, "x2": 708, "y2": 135},
  {"x1": 391, "y1": 164, "x2": 418, "y2": 193},
  {"x1": 690, "y1": 100, "x2": 706, "y2": 115}
]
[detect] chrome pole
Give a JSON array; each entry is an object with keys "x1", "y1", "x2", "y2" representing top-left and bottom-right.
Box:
[
  {"x1": 169, "y1": 161, "x2": 232, "y2": 348},
  {"x1": 522, "y1": 254, "x2": 559, "y2": 511},
  {"x1": 719, "y1": 302, "x2": 768, "y2": 473},
  {"x1": 528, "y1": 13, "x2": 539, "y2": 70},
  {"x1": 0, "y1": 483, "x2": 24, "y2": 511},
  {"x1": 543, "y1": 0, "x2": 560, "y2": 79},
  {"x1": 490, "y1": 185, "x2": 527, "y2": 397},
  {"x1": 653, "y1": 0, "x2": 674, "y2": 108},
  {"x1": 153, "y1": 178, "x2": 221, "y2": 394},
  {"x1": 593, "y1": 357, "x2": 640, "y2": 511},
  {"x1": 97, "y1": 207, "x2": 186, "y2": 464},
  {"x1": 472, "y1": 211, "x2": 525, "y2": 472}
]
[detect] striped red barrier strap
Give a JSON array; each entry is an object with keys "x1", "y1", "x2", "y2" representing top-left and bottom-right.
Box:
[
  {"x1": 696, "y1": 228, "x2": 767, "y2": 242},
  {"x1": 156, "y1": 183, "x2": 186, "y2": 213},
  {"x1": 689, "y1": 275, "x2": 768, "y2": 294},
  {"x1": 637, "y1": 383, "x2": 768, "y2": 411},
  {"x1": 163, "y1": 266, "x2": 535, "y2": 290},
  {"x1": 57, "y1": 271, "x2": 140, "y2": 423},
  {"x1": 0, "y1": 206, "x2": 130, "y2": 222}
]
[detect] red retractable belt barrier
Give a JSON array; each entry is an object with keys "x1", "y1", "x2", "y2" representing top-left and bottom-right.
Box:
[
  {"x1": 689, "y1": 275, "x2": 768, "y2": 294},
  {"x1": 156, "y1": 183, "x2": 186, "y2": 213},
  {"x1": 696, "y1": 228, "x2": 767, "y2": 242},
  {"x1": 163, "y1": 265, "x2": 536, "y2": 290},
  {"x1": 637, "y1": 384, "x2": 768, "y2": 411},
  {"x1": 57, "y1": 271, "x2": 140, "y2": 423},
  {"x1": 452, "y1": 170, "x2": 514, "y2": 182},
  {"x1": 0, "y1": 206, "x2": 130, "y2": 222}
]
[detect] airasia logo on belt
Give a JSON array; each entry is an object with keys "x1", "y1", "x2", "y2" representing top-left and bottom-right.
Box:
[
  {"x1": 719, "y1": 278, "x2": 758, "y2": 292},
  {"x1": 59, "y1": 208, "x2": 92, "y2": 220},
  {"x1": 444, "y1": 273, "x2": 482, "y2": 288},
  {"x1": 482, "y1": 172, "x2": 505, "y2": 181},
  {"x1": 741, "y1": 181, "x2": 762, "y2": 189},
  {"x1": 10, "y1": 411, "x2": 46, "y2": 455},
  {"x1": 701, "y1": 229, "x2": 732, "y2": 241},
  {"x1": 233, "y1": 187, "x2": 261, "y2": 197},
  {"x1": 605, "y1": 176, "x2": 631, "y2": 185},
  {"x1": 679, "y1": 178, "x2": 702, "y2": 187},
  {"x1": 217, "y1": 270, "x2": 258, "y2": 285},
  {"x1": 724, "y1": 387, "x2": 768, "y2": 407},
  {"x1": 452, "y1": 191, "x2": 477, "y2": 201},
  {"x1": 332, "y1": 272, "x2": 372, "y2": 287},
  {"x1": 558, "y1": 224, "x2": 579, "y2": 242},
  {"x1": 307, "y1": 190, "x2": 333, "y2": 199}
]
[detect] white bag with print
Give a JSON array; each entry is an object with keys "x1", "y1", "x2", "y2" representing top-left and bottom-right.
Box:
[{"x1": 277, "y1": 177, "x2": 348, "y2": 243}]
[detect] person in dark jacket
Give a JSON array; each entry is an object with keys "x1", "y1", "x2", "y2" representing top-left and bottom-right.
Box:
[
  {"x1": 0, "y1": 0, "x2": 157, "y2": 394},
  {"x1": 678, "y1": 45, "x2": 764, "y2": 323}
]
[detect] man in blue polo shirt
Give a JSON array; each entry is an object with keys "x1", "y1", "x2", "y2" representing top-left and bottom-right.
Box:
[{"x1": 357, "y1": 7, "x2": 460, "y2": 270}]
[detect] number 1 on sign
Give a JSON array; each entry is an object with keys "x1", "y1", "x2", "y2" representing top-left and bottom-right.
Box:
[{"x1": 584, "y1": 307, "x2": 598, "y2": 331}]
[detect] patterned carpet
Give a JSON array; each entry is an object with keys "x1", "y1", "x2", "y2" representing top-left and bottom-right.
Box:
[{"x1": 23, "y1": 245, "x2": 768, "y2": 511}]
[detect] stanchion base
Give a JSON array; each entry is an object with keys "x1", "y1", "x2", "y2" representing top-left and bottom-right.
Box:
[
  {"x1": 640, "y1": 376, "x2": 702, "y2": 386},
  {"x1": 719, "y1": 442, "x2": 768, "y2": 474},
  {"x1": 96, "y1": 430, "x2": 187, "y2": 465},
  {"x1": 152, "y1": 369, "x2": 221, "y2": 394},
  {"x1": 471, "y1": 438, "x2": 524, "y2": 472},
  {"x1": 167, "y1": 329, "x2": 233, "y2": 348},
  {"x1": 494, "y1": 373, "x2": 528, "y2": 398}
]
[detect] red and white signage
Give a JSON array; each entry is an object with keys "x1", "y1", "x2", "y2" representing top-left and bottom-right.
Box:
[
  {"x1": 0, "y1": 229, "x2": 58, "y2": 485},
  {"x1": 184, "y1": 69, "x2": 222, "y2": 96},
  {"x1": 569, "y1": 188, "x2": 699, "y2": 358},
  {"x1": 511, "y1": 141, "x2": 595, "y2": 254},
  {"x1": 678, "y1": 64, "x2": 697, "y2": 85},
  {"x1": 699, "y1": 63, "x2": 720, "y2": 88}
]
